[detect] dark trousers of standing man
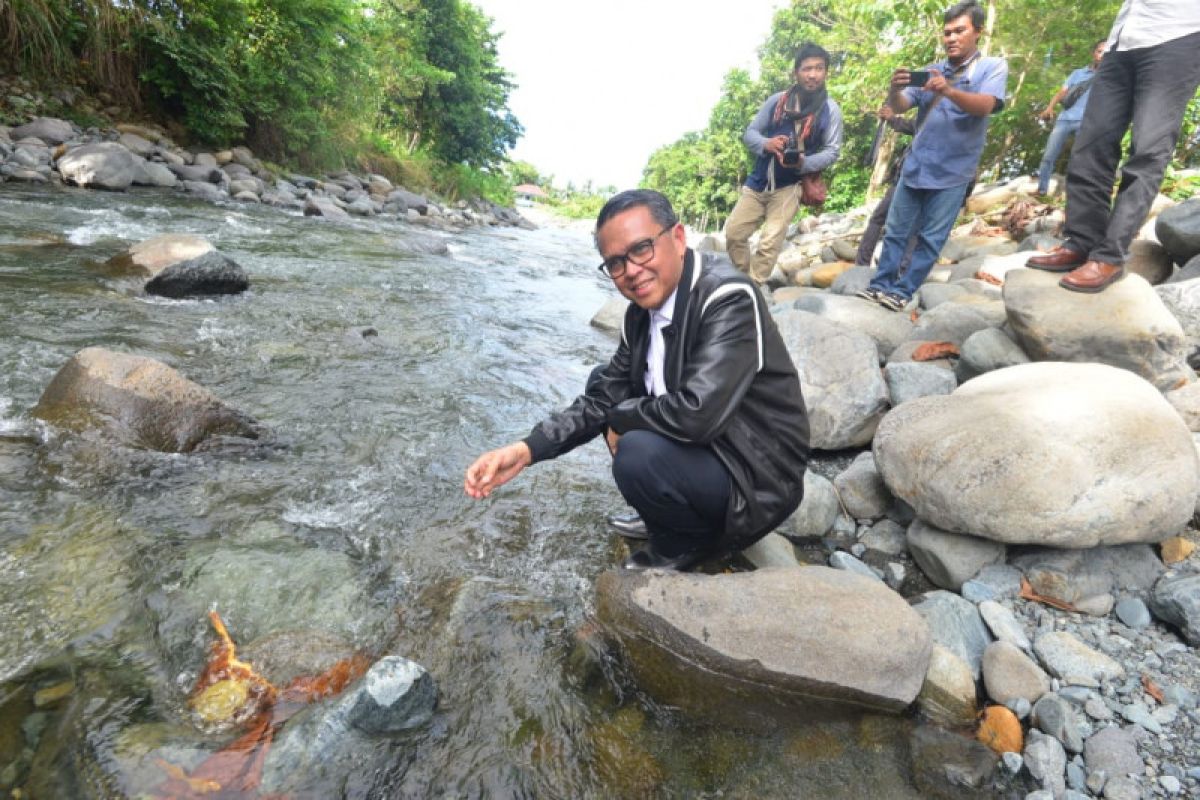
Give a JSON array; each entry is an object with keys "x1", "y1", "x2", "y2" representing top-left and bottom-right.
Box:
[{"x1": 1062, "y1": 31, "x2": 1200, "y2": 265}]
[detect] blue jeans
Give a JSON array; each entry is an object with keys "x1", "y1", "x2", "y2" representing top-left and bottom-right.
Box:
[
  {"x1": 1037, "y1": 117, "x2": 1082, "y2": 194},
  {"x1": 868, "y1": 178, "x2": 969, "y2": 300}
]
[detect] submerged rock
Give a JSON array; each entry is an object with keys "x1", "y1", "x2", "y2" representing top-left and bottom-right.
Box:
[
  {"x1": 595, "y1": 566, "x2": 931, "y2": 719},
  {"x1": 144, "y1": 251, "x2": 249, "y2": 298},
  {"x1": 105, "y1": 233, "x2": 216, "y2": 277},
  {"x1": 33, "y1": 347, "x2": 262, "y2": 452}
]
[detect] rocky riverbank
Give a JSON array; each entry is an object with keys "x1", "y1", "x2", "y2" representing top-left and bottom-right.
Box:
[
  {"x1": 0, "y1": 84, "x2": 532, "y2": 232},
  {"x1": 588, "y1": 176, "x2": 1200, "y2": 799}
]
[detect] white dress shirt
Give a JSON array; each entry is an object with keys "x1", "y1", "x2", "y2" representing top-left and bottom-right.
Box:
[
  {"x1": 1107, "y1": 0, "x2": 1200, "y2": 51},
  {"x1": 644, "y1": 288, "x2": 677, "y2": 397}
]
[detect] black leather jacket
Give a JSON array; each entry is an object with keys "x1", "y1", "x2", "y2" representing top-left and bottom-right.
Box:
[{"x1": 524, "y1": 249, "x2": 809, "y2": 549}]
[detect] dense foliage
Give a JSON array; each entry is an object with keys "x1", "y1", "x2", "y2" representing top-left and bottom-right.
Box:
[
  {"x1": 0, "y1": 0, "x2": 521, "y2": 199},
  {"x1": 641, "y1": 0, "x2": 1200, "y2": 230}
]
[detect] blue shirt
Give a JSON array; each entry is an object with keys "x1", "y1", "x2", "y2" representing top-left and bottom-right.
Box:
[
  {"x1": 900, "y1": 53, "x2": 1008, "y2": 190},
  {"x1": 1057, "y1": 66, "x2": 1096, "y2": 124}
]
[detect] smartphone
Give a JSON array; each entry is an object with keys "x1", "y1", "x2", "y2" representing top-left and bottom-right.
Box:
[{"x1": 908, "y1": 70, "x2": 931, "y2": 88}]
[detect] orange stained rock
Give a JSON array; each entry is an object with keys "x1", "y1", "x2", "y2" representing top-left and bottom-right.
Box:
[
  {"x1": 1161, "y1": 536, "x2": 1195, "y2": 565},
  {"x1": 1143, "y1": 675, "x2": 1165, "y2": 704},
  {"x1": 976, "y1": 704, "x2": 1023, "y2": 755},
  {"x1": 910, "y1": 341, "x2": 960, "y2": 362},
  {"x1": 154, "y1": 611, "x2": 371, "y2": 799},
  {"x1": 974, "y1": 269, "x2": 1004, "y2": 287}
]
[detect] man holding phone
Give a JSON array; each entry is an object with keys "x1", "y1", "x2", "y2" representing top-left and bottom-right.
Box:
[
  {"x1": 724, "y1": 41, "x2": 843, "y2": 286},
  {"x1": 858, "y1": 1, "x2": 1007, "y2": 311}
]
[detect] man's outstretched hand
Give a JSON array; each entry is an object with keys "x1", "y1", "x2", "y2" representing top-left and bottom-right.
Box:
[{"x1": 464, "y1": 441, "x2": 532, "y2": 499}]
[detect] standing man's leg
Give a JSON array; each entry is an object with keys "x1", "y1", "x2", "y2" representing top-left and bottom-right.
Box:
[
  {"x1": 867, "y1": 179, "x2": 923, "y2": 297},
  {"x1": 1037, "y1": 119, "x2": 1080, "y2": 195},
  {"x1": 1089, "y1": 32, "x2": 1200, "y2": 265},
  {"x1": 747, "y1": 186, "x2": 802, "y2": 283},
  {"x1": 1058, "y1": 49, "x2": 1137, "y2": 256},
  {"x1": 723, "y1": 187, "x2": 769, "y2": 274},
  {"x1": 855, "y1": 182, "x2": 899, "y2": 266},
  {"x1": 894, "y1": 182, "x2": 971, "y2": 299}
]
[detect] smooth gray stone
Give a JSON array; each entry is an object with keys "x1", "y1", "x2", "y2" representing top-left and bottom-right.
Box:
[
  {"x1": 1113, "y1": 596, "x2": 1151, "y2": 629},
  {"x1": 885, "y1": 361, "x2": 957, "y2": 407},
  {"x1": 347, "y1": 656, "x2": 437, "y2": 734},
  {"x1": 956, "y1": 327, "x2": 1030, "y2": 383},
  {"x1": 906, "y1": 301, "x2": 1001, "y2": 347},
  {"x1": 964, "y1": 564, "x2": 1024, "y2": 601},
  {"x1": 1006, "y1": 696, "x2": 1032, "y2": 720},
  {"x1": 979, "y1": 601, "x2": 1031, "y2": 650},
  {"x1": 911, "y1": 590, "x2": 992, "y2": 678},
  {"x1": 1157, "y1": 197, "x2": 1200, "y2": 265},
  {"x1": 1024, "y1": 729, "x2": 1067, "y2": 796},
  {"x1": 1033, "y1": 631, "x2": 1125, "y2": 687},
  {"x1": 1032, "y1": 693, "x2": 1084, "y2": 752},
  {"x1": 1162, "y1": 684, "x2": 1196, "y2": 710},
  {"x1": 1083, "y1": 725, "x2": 1142, "y2": 776},
  {"x1": 860, "y1": 518, "x2": 907, "y2": 556},
  {"x1": 781, "y1": 470, "x2": 840, "y2": 540},
  {"x1": 907, "y1": 520, "x2": 1005, "y2": 592},
  {"x1": 829, "y1": 550, "x2": 881, "y2": 581},
  {"x1": 832, "y1": 451, "x2": 892, "y2": 519},
  {"x1": 1149, "y1": 573, "x2": 1200, "y2": 644}
]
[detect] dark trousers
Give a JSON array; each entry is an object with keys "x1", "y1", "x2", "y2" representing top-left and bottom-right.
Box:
[
  {"x1": 1063, "y1": 31, "x2": 1200, "y2": 265},
  {"x1": 612, "y1": 430, "x2": 731, "y2": 557},
  {"x1": 855, "y1": 181, "x2": 919, "y2": 271}
]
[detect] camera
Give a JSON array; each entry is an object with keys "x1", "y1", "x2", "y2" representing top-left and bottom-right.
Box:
[{"x1": 781, "y1": 134, "x2": 802, "y2": 168}]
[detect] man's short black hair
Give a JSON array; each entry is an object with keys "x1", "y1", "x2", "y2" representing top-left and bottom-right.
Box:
[
  {"x1": 793, "y1": 42, "x2": 830, "y2": 70},
  {"x1": 594, "y1": 189, "x2": 679, "y2": 242},
  {"x1": 943, "y1": 1, "x2": 985, "y2": 31}
]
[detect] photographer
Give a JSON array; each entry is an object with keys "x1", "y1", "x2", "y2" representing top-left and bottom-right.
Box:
[
  {"x1": 724, "y1": 41, "x2": 843, "y2": 286},
  {"x1": 858, "y1": 1, "x2": 1007, "y2": 311}
]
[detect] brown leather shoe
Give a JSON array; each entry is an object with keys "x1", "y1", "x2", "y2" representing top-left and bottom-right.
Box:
[
  {"x1": 1060, "y1": 260, "x2": 1125, "y2": 293},
  {"x1": 1026, "y1": 245, "x2": 1086, "y2": 272}
]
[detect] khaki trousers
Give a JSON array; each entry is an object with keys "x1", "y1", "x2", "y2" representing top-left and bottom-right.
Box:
[{"x1": 723, "y1": 184, "x2": 801, "y2": 283}]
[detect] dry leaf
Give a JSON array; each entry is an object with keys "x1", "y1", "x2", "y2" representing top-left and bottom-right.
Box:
[
  {"x1": 1142, "y1": 675, "x2": 1164, "y2": 704},
  {"x1": 974, "y1": 270, "x2": 1003, "y2": 287},
  {"x1": 911, "y1": 341, "x2": 960, "y2": 362},
  {"x1": 1018, "y1": 576, "x2": 1081, "y2": 613}
]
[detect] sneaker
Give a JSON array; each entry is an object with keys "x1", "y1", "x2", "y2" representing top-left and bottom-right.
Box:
[
  {"x1": 878, "y1": 292, "x2": 908, "y2": 312},
  {"x1": 856, "y1": 287, "x2": 882, "y2": 302}
]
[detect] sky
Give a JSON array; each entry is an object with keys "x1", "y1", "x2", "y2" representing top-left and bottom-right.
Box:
[{"x1": 472, "y1": 0, "x2": 786, "y2": 191}]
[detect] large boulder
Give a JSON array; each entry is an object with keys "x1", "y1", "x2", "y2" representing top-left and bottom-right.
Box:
[
  {"x1": 787, "y1": 292, "x2": 914, "y2": 355},
  {"x1": 104, "y1": 234, "x2": 216, "y2": 278},
  {"x1": 774, "y1": 310, "x2": 889, "y2": 449},
  {"x1": 1156, "y1": 198, "x2": 1200, "y2": 265},
  {"x1": 56, "y1": 142, "x2": 142, "y2": 190},
  {"x1": 1156, "y1": 276, "x2": 1200, "y2": 349},
  {"x1": 589, "y1": 295, "x2": 627, "y2": 336},
  {"x1": 874, "y1": 362, "x2": 1200, "y2": 547},
  {"x1": 1003, "y1": 269, "x2": 1193, "y2": 390},
  {"x1": 144, "y1": 251, "x2": 250, "y2": 298},
  {"x1": 32, "y1": 347, "x2": 262, "y2": 452},
  {"x1": 11, "y1": 117, "x2": 74, "y2": 144},
  {"x1": 594, "y1": 566, "x2": 931, "y2": 717},
  {"x1": 304, "y1": 196, "x2": 349, "y2": 220}
]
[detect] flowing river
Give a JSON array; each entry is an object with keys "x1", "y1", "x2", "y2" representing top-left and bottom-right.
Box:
[{"x1": 0, "y1": 185, "x2": 926, "y2": 798}]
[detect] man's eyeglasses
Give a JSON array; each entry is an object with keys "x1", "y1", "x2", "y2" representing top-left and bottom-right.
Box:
[{"x1": 597, "y1": 226, "x2": 674, "y2": 279}]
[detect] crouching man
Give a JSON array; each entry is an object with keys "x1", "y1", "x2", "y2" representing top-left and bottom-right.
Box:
[{"x1": 464, "y1": 190, "x2": 809, "y2": 570}]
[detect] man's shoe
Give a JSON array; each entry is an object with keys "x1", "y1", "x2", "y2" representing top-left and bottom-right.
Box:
[
  {"x1": 878, "y1": 292, "x2": 909, "y2": 312},
  {"x1": 605, "y1": 512, "x2": 649, "y2": 540},
  {"x1": 856, "y1": 287, "x2": 882, "y2": 303},
  {"x1": 621, "y1": 544, "x2": 721, "y2": 572},
  {"x1": 1060, "y1": 260, "x2": 1126, "y2": 293},
  {"x1": 1026, "y1": 245, "x2": 1086, "y2": 272}
]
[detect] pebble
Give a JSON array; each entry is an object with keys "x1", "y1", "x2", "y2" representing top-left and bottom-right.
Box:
[
  {"x1": 1065, "y1": 759, "x2": 1087, "y2": 791},
  {"x1": 1163, "y1": 684, "x2": 1196, "y2": 710},
  {"x1": 850, "y1": 542, "x2": 867, "y2": 558},
  {"x1": 884, "y1": 562, "x2": 905, "y2": 590},
  {"x1": 1114, "y1": 597, "x2": 1151, "y2": 629},
  {"x1": 1006, "y1": 696, "x2": 1032, "y2": 720},
  {"x1": 828, "y1": 550, "x2": 881, "y2": 581},
  {"x1": 1086, "y1": 769, "x2": 1108, "y2": 794},
  {"x1": 1002, "y1": 751, "x2": 1024, "y2": 774},
  {"x1": 1121, "y1": 702, "x2": 1164, "y2": 734},
  {"x1": 1159, "y1": 775, "x2": 1182, "y2": 794},
  {"x1": 1101, "y1": 775, "x2": 1139, "y2": 800},
  {"x1": 1153, "y1": 704, "x2": 1179, "y2": 726},
  {"x1": 1085, "y1": 698, "x2": 1113, "y2": 721}
]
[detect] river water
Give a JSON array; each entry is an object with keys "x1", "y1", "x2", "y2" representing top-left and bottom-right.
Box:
[{"x1": 0, "y1": 185, "x2": 926, "y2": 798}]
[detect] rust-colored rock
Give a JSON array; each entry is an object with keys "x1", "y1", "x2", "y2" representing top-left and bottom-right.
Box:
[
  {"x1": 976, "y1": 704, "x2": 1023, "y2": 754},
  {"x1": 911, "y1": 341, "x2": 961, "y2": 362}
]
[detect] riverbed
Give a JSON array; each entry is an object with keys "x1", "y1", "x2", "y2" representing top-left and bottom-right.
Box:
[{"x1": 0, "y1": 184, "x2": 924, "y2": 798}]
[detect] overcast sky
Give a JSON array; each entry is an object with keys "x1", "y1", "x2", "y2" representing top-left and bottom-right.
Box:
[{"x1": 472, "y1": 0, "x2": 786, "y2": 191}]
